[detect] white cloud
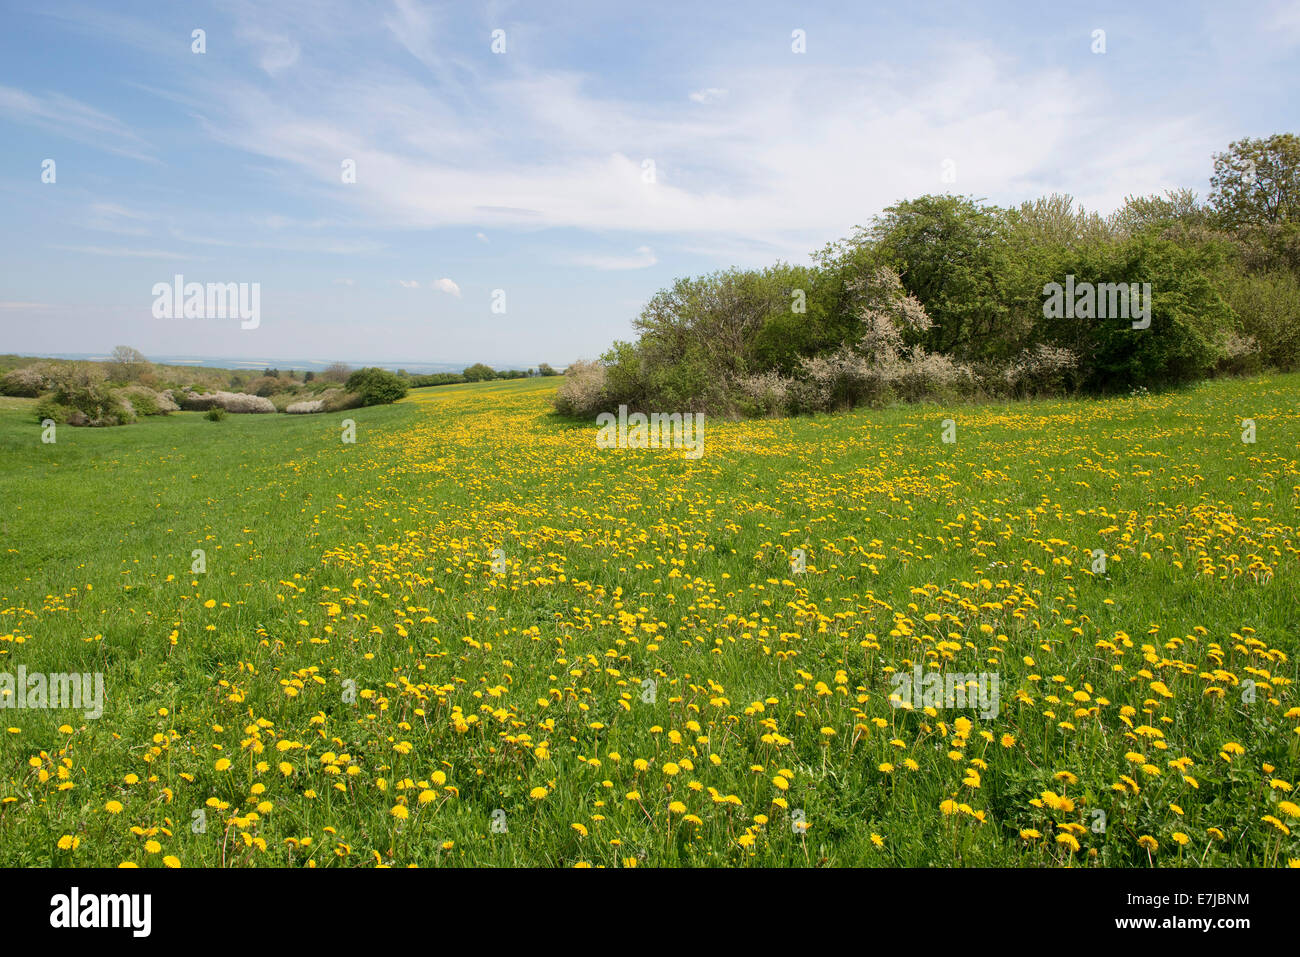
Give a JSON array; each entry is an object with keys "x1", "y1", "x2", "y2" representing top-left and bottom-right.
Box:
[
  {"x1": 571, "y1": 245, "x2": 658, "y2": 270},
  {"x1": 259, "y1": 38, "x2": 301, "y2": 75},
  {"x1": 688, "y1": 87, "x2": 728, "y2": 103},
  {"x1": 432, "y1": 278, "x2": 461, "y2": 296},
  {"x1": 1269, "y1": 0, "x2": 1300, "y2": 40},
  {"x1": 475, "y1": 232, "x2": 489, "y2": 242},
  {"x1": 182, "y1": 45, "x2": 1223, "y2": 263},
  {"x1": 398, "y1": 279, "x2": 421, "y2": 288}
]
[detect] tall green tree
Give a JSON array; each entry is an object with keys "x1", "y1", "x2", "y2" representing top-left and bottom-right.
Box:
[
  {"x1": 1209, "y1": 134, "x2": 1300, "y2": 228},
  {"x1": 866, "y1": 195, "x2": 1031, "y2": 362}
]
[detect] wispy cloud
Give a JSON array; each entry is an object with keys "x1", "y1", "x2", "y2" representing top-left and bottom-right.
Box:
[
  {"x1": 86, "y1": 202, "x2": 151, "y2": 236},
  {"x1": 0, "y1": 85, "x2": 157, "y2": 162},
  {"x1": 49, "y1": 244, "x2": 194, "y2": 260}
]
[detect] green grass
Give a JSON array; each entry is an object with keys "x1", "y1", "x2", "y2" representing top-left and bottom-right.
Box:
[{"x1": 0, "y1": 374, "x2": 1297, "y2": 867}]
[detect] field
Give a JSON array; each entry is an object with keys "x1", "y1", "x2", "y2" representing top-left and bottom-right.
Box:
[{"x1": 0, "y1": 375, "x2": 1298, "y2": 868}]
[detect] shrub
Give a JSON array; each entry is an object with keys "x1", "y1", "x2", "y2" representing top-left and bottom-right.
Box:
[
  {"x1": 34, "y1": 396, "x2": 71, "y2": 425},
  {"x1": 735, "y1": 371, "x2": 792, "y2": 416},
  {"x1": 180, "y1": 391, "x2": 217, "y2": 411},
  {"x1": 319, "y1": 389, "x2": 364, "y2": 412},
  {"x1": 206, "y1": 406, "x2": 226, "y2": 421},
  {"x1": 1040, "y1": 234, "x2": 1234, "y2": 391},
  {"x1": 2, "y1": 366, "x2": 48, "y2": 397},
  {"x1": 285, "y1": 399, "x2": 325, "y2": 414},
  {"x1": 1215, "y1": 333, "x2": 1262, "y2": 376},
  {"x1": 43, "y1": 363, "x2": 135, "y2": 426},
  {"x1": 998, "y1": 344, "x2": 1081, "y2": 398},
  {"x1": 182, "y1": 390, "x2": 274, "y2": 413},
  {"x1": 552, "y1": 360, "x2": 609, "y2": 417},
  {"x1": 887, "y1": 348, "x2": 979, "y2": 404},
  {"x1": 212, "y1": 391, "x2": 276, "y2": 414},
  {"x1": 344, "y1": 367, "x2": 408, "y2": 406},
  {"x1": 118, "y1": 385, "x2": 178, "y2": 416},
  {"x1": 248, "y1": 376, "x2": 283, "y2": 398},
  {"x1": 794, "y1": 348, "x2": 884, "y2": 412},
  {"x1": 1217, "y1": 268, "x2": 1300, "y2": 370}
]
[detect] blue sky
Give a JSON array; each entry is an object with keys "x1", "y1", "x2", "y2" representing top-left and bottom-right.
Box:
[{"x1": 1, "y1": 0, "x2": 1298, "y2": 369}]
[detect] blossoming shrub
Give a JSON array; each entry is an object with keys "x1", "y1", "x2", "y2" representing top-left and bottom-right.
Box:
[
  {"x1": 1, "y1": 366, "x2": 49, "y2": 397},
  {"x1": 211, "y1": 391, "x2": 277, "y2": 414},
  {"x1": 553, "y1": 360, "x2": 609, "y2": 417},
  {"x1": 997, "y1": 345, "x2": 1081, "y2": 399},
  {"x1": 34, "y1": 363, "x2": 135, "y2": 427}
]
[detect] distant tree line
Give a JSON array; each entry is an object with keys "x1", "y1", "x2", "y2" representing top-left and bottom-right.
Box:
[{"x1": 407, "y1": 362, "x2": 560, "y2": 388}]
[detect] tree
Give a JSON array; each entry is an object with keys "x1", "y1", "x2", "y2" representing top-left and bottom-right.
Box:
[
  {"x1": 107, "y1": 345, "x2": 149, "y2": 383},
  {"x1": 867, "y1": 195, "x2": 1030, "y2": 362},
  {"x1": 1010, "y1": 193, "x2": 1114, "y2": 246},
  {"x1": 321, "y1": 362, "x2": 352, "y2": 383},
  {"x1": 344, "y1": 367, "x2": 408, "y2": 405},
  {"x1": 1110, "y1": 189, "x2": 1206, "y2": 237},
  {"x1": 462, "y1": 363, "x2": 496, "y2": 382},
  {"x1": 537, "y1": 363, "x2": 559, "y2": 376},
  {"x1": 1209, "y1": 134, "x2": 1300, "y2": 228},
  {"x1": 1036, "y1": 233, "x2": 1234, "y2": 391}
]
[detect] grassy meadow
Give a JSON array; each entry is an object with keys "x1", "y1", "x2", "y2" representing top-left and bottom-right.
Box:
[{"x1": 0, "y1": 375, "x2": 1298, "y2": 867}]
